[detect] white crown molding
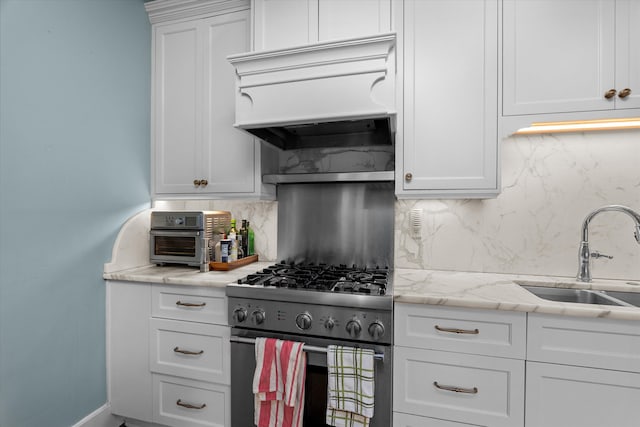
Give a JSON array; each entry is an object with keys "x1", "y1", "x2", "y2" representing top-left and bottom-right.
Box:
[{"x1": 145, "y1": 0, "x2": 250, "y2": 24}]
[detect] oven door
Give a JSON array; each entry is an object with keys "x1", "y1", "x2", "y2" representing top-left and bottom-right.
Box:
[
  {"x1": 149, "y1": 229, "x2": 206, "y2": 266},
  {"x1": 230, "y1": 329, "x2": 392, "y2": 427}
]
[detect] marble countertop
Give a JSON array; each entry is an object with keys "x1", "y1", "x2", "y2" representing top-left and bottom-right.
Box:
[
  {"x1": 393, "y1": 268, "x2": 640, "y2": 321},
  {"x1": 103, "y1": 262, "x2": 640, "y2": 321},
  {"x1": 103, "y1": 261, "x2": 274, "y2": 288}
]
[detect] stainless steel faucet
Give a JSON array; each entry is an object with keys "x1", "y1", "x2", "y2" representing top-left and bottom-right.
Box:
[{"x1": 577, "y1": 205, "x2": 640, "y2": 282}]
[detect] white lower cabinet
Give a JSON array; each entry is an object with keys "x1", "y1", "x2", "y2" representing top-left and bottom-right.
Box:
[
  {"x1": 150, "y1": 318, "x2": 230, "y2": 385},
  {"x1": 153, "y1": 375, "x2": 230, "y2": 427},
  {"x1": 394, "y1": 347, "x2": 524, "y2": 427},
  {"x1": 108, "y1": 281, "x2": 153, "y2": 423},
  {"x1": 394, "y1": 304, "x2": 526, "y2": 427},
  {"x1": 525, "y1": 313, "x2": 640, "y2": 427},
  {"x1": 108, "y1": 281, "x2": 230, "y2": 427},
  {"x1": 394, "y1": 412, "x2": 486, "y2": 427},
  {"x1": 394, "y1": 306, "x2": 640, "y2": 427},
  {"x1": 526, "y1": 361, "x2": 640, "y2": 427}
]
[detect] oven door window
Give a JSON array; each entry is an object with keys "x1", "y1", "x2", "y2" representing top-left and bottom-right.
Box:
[
  {"x1": 153, "y1": 235, "x2": 196, "y2": 257},
  {"x1": 304, "y1": 364, "x2": 330, "y2": 427}
]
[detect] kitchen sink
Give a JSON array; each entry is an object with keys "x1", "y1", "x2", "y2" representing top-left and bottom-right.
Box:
[
  {"x1": 520, "y1": 285, "x2": 640, "y2": 307},
  {"x1": 521, "y1": 285, "x2": 623, "y2": 306},
  {"x1": 601, "y1": 290, "x2": 640, "y2": 307}
]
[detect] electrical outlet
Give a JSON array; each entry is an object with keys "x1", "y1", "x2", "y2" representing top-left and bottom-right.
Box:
[{"x1": 410, "y1": 208, "x2": 422, "y2": 239}]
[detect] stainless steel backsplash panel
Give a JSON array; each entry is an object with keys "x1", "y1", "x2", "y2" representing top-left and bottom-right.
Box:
[{"x1": 277, "y1": 182, "x2": 394, "y2": 267}]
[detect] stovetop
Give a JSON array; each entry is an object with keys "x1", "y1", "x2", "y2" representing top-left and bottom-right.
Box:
[
  {"x1": 226, "y1": 261, "x2": 393, "y2": 310},
  {"x1": 237, "y1": 262, "x2": 389, "y2": 295}
]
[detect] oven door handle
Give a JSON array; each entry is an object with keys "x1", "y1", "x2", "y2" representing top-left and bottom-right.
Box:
[{"x1": 230, "y1": 335, "x2": 385, "y2": 361}]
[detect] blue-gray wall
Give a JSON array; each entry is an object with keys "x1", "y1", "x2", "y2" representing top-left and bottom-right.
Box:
[{"x1": 0, "y1": 1, "x2": 150, "y2": 425}]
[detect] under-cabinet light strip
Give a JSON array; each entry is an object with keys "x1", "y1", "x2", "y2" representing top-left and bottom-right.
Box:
[{"x1": 515, "y1": 117, "x2": 640, "y2": 135}]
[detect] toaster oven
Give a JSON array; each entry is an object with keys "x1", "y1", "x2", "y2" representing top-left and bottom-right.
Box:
[{"x1": 150, "y1": 211, "x2": 231, "y2": 272}]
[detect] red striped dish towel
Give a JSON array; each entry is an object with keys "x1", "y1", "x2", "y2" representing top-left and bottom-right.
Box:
[
  {"x1": 326, "y1": 345, "x2": 375, "y2": 427},
  {"x1": 253, "y1": 338, "x2": 306, "y2": 427}
]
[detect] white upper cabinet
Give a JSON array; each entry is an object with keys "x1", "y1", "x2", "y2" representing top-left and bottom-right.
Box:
[
  {"x1": 397, "y1": 0, "x2": 499, "y2": 198},
  {"x1": 253, "y1": 0, "x2": 392, "y2": 51},
  {"x1": 149, "y1": 0, "x2": 276, "y2": 199},
  {"x1": 503, "y1": 0, "x2": 640, "y2": 117},
  {"x1": 615, "y1": 0, "x2": 640, "y2": 110}
]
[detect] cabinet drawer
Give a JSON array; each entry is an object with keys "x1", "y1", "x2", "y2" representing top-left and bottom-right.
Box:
[
  {"x1": 152, "y1": 375, "x2": 230, "y2": 427},
  {"x1": 394, "y1": 304, "x2": 526, "y2": 359},
  {"x1": 526, "y1": 361, "x2": 640, "y2": 427},
  {"x1": 150, "y1": 318, "x2": 230, "y2": 384},
  {"x1": 152, "y1": 285, "x2": 227, "y2": 325},
  {"x1": 394, "y1": 411, "x2": 486, "y2": 427},
  {"x1": 393, "y1": 347, "x2": 524, "y2": 427},
  {"x1": 527, "y1": 313, "x2": 640, "y2": 372}
]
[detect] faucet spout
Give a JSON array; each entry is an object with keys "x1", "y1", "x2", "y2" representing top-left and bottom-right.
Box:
[{"x1": 577, "y1": 205, "x2": 640, "y2": 282}]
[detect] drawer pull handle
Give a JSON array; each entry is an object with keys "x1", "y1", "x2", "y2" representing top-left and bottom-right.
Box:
[
  {"x1": 434, "y1": 381, "x2": 478, "y2": 394},
  {"x1": 176, "y1": 301, "x2": 206, "y2": 307},
  {"x1": 174, "y1": 346, "x2": 204, "y2": 356},
  {"x1": 434, "y1": 325, "x2": 479, "y2": 334},
  {"x1": 176, "y1": 399, "x2": 207, "y2": 410}
]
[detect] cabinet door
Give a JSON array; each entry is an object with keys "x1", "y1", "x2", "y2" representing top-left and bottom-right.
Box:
[
  {"x1": 503, "y1": 0, "x2": 616, "y2": 115},
  {"x1": 400, "y1": 0, "x2": 498, "y2": 196},
  {"x1": 615, "y1": 0, "x2": 640, "y2": 109},
  {"x1": 107, "y1": 281, "x2": 153, "y2": 422},
  {"x1": 254, "y1": 0, "x2": 392, "y2": 50},
  {"x1": 153, "y1": 20, "x2": 204, "y2": 194},
  {"x1": 253, "y1": 0, "x2": 317, "y2": 50},
  {"x1": 394, "y1": 412, "x2": 486, "y2": 427},
  {"x1": 318, "y1": 0, "x2": 391, "y2": 41},
  {"x1": 153, "y1": 375, "x2": 230, "y2": 427},
  {"x1": 394, "y1": 346, "x2": 524, "y2": 427},
  {"x1": 150, "y1": 319, "x2": 230, "y2": 384},
  {"x1": 202, "y1": 10, "x2": 256, "y2": 194},
  {"x1": 526, "y1": 361, "x2": 640, "y2": 427},
  {"x1": 394, "y1": 304, "x2": 526, "y2": 360}
]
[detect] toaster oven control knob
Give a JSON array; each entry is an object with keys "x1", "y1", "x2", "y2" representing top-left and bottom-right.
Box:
[
  {"x1": 295, "y1": 312, "x2": 312, "y2": 330},
  {"x1": 251, "y1": 309, "x2": 265, "y2": 325},
  {"x1": 368, "y1": 321, "x2": 385, "y2": 341},
  {"x1": 346, "y1": 319, "x2": 362, "y2": 338},
  {"x1": 324, "y1": 317, "x2": 335, "y2": 331},
  {"x1": 232, "y1": 307, "x2": 247, "y2": 323}
]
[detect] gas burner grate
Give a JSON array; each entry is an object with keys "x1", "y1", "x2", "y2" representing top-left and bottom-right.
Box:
[{"x1": 237, "y1": 261, "x2": 389, "y2": 295}]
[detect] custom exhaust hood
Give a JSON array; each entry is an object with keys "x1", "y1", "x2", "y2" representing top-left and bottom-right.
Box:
[{"x1": 227, "y1": 33, "x2": 397, "y2": 152}]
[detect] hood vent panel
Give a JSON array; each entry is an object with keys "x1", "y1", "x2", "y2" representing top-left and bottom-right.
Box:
[
  {"x1": 247, "y1": 117, "x2": 393, "y2": 150},
  {"x1": 228, "y1": 33, "x2": 397, "y2": 150}
]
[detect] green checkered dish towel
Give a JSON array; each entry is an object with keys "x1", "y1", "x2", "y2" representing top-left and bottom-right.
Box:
[{"x1": 326, "y1": 345, "x2": 375, "y2": 427}]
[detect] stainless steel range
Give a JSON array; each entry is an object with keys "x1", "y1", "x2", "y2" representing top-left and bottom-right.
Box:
[{"x1": 227, "y1": 181, "x2": 394, "y2": 427}]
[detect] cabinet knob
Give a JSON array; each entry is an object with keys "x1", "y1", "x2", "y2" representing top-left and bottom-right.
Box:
[
  {"x1": 604, "y1": 89, "x2": 617, "y2": 99},
  {"x1": 200, "y1": 179, "x2": 208, "y2": 186},
  {"x1": 619, "y1": 88, "x2": 632, "y2": 99},
  {"x1": 193, "y1": 179, "x2": 201, "y2": 187},
  {"x1": 405, "y1": 173, "x2": 413, "y2": 182}
]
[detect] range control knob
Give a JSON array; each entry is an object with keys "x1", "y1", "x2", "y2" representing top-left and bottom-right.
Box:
[
  {"x1": 295, "y1": 312, "x2": 312, "y2": 330},
  {"x1": 232, "y1": 307, "x2": 247, "y2": 323},
  {"x1": 324, "y1": 317, "x2": 336, "y2": 331},
  {"x1": 368, "y1": 321, "x2": 385, "y2": 341},
  {"x1": 346, "y1": 319, "x2": 362, "y2": 338},
  {"x1": 251, "y1": 309, "x2": 265, "y2": 325}
]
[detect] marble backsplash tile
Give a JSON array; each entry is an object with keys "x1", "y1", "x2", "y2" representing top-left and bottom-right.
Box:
[
  {"x1": 395, "y1": 130, "x2": 640, "y2": 281},
  {"x1": 278, "y1": 146, "x2": 394, "y2": 173},
  {"x1": 154, "y1": 130, "x2": 639, "y2": 281}
]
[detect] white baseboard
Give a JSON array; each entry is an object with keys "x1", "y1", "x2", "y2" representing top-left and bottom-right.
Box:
[
  {"x1": 72, "y1": 404, "x2": 119, "y2": 427},
  {"x1": 72, "y1": 404, "x2": 159, "y2": 427}
]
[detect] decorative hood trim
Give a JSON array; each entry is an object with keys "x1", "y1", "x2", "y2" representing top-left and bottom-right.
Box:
[{"x1": 228, "y1": 33, "x2": 397, "y2": 150}]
